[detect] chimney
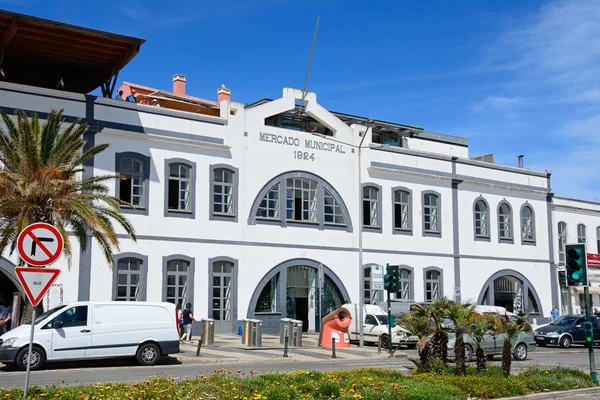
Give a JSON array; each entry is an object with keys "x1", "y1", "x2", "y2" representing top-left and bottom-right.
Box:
[
  {"x1": 173, "y1": 74, "x2": 186, "y2": 97},
  {"x1": 517, "y1": 155, "x2": 524, "y2": 168},
  {"x1": 218, "y1": 85, "x2": 231, "y2": 103}
]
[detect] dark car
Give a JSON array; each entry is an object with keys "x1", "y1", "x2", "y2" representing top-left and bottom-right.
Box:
[{"x1": 534, "y1": 315, "x2": 600, "y2": 348}]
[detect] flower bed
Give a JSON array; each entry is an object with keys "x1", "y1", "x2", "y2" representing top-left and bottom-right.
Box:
[{"x1": 0, "y1": 367, "x2": 595, "y2": 400}]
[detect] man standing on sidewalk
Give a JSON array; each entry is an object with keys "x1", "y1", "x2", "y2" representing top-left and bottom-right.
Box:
[
  {"x1": 550, "y1": 305, "x2": 560, "y2": 322},
  {"x1": 182, "y1": 303, "x2": 196, "y2": 342}
]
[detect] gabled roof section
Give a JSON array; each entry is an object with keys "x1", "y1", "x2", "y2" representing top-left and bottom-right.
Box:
[
  {"x1": 0, "y1": 9, "x2": 145, "y2": 94},
  {"x1": 124, "y1": 82, "x2": 218, "y2": 107}
]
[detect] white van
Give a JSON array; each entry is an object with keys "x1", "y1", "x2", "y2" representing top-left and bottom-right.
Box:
[
  {"x1": 342, "y1": 303, "x2": 416, "y2": 348},
  {"x1": 0, "y1": 302, "x2": 180, "y2": 371}
]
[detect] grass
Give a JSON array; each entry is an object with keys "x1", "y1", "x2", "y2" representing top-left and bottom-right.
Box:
[{"x1": 0, "y1": 366, "x2": 595, "y2": 400}]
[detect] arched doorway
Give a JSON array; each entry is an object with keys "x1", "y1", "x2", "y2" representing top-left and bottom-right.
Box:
[
  {"x1": 477, "y1": 270, "x2": 543, "y2": 321},
  {"x1": 248, "y1": 258, "x2": 349, "y2": 334},
  {"x1": 0, "y1": 257, "x2": 25, "y2": 329}
]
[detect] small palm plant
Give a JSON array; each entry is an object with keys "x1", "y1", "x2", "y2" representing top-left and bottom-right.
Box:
[
  {"x1": 490, "y1": 313, "x2": 531, "y2": 377},
  {"x1": 466, "y1": 313, "x2": 493, "y2": 372},
  {"x1": 399, "y1": 312, "x2": 431, "y2": 368},
  {"x1": 447, "y1": 302, "x2": 476, "y2": 375},
  {"x1": 0, "y1": 109, "x2": 136, "y2": 321},
  {"x1": 426, "y1": 298, "x2": 452, "y2": 364}
]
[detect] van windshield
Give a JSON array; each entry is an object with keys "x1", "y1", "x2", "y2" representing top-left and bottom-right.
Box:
[{"x1": 34, "y1": 305, "x2": 67, "y2": 325}]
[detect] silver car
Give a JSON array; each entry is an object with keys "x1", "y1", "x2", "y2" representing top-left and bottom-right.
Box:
[{"x1": 447, "y1": 329, "x2": 536, "y2": 362}]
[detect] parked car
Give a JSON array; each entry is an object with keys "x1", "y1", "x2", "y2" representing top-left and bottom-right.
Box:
[
  {"x1": 0, "y1": 302, "x2": 180, "y2": 371},
  {"x1": 447, "y1": 328, "x2": 536, "y2": 362},
  {"x1": 342, "y1": 303, "x2": 418, "y2": 348},
  {"x1": 534, "y1": 315, "x2": 600, "y2": 348}
]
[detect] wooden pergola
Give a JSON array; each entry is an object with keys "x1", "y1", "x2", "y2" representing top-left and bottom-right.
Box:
[{"x1": 0, "y1": 9, "x2": 145, "y2": 97}]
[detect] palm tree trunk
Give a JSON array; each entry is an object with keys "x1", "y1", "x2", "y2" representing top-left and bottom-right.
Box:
[
  {"x1": 476, "y1": 346, "x2": 486, "y2": 372},
  {"x1": 455, "y1": 328, "x2": 466, "y2": 375},
  {"x1": 420, "y1": 342, "x2": 430, "y2": 367},
  {"x1": 502, "y1": 339, "x2": 512, "y2": 377},
  {"x1": 20, "y1": 301, "x2": 43, "y2": 325},
  {"x1": 430, "y1": 332, "x2": 448, "y2": 364}
]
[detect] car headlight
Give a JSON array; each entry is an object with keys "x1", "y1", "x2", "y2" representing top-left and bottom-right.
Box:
[
  {"x1": 545, "y1": 332, "x2": 559, "y2": 337},
  {"x1": 1, "y1": 338, "x2": 17, "y2": 347}
]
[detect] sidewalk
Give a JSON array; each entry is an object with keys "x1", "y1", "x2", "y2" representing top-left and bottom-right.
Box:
[{"x1": 174, "y1": 332, "x2": 408, "y2": 365}]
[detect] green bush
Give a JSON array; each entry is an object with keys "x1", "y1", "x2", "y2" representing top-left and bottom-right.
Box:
[{"x1": 0, "y1": 366, "x2": 595, "y2": 400}]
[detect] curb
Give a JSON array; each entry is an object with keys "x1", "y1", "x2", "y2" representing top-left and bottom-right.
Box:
[{"x1": 494, "y1": 386, "x2": 600, "y2": 399}]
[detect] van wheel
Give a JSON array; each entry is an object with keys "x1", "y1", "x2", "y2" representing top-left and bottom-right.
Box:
[
  {"x1": 380, "y1": 334, "x2": 390, "y2": 349},
  {"x1": 136, "y1": 343, "x2": 160, "y2": 366},
  {"x1": 16, "y1": 346, "x2": 46, "y2": 371}
]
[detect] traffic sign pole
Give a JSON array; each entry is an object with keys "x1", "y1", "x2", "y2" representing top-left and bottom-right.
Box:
[
  {"x1": 584, "y1": 286, "x2": 598, "y2": 384},
  {"x1": 16, "y1": 223, "x2": 64, "y2": 400}
]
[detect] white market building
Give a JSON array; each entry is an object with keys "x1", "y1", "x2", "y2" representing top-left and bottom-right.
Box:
[{"x1": 0, "y1": 11, "x2": 596, "y2": 334}]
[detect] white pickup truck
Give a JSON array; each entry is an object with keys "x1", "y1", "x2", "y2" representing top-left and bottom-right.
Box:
[{"x1": 342, "y1": 304, "x2": 417, "y2": 348}]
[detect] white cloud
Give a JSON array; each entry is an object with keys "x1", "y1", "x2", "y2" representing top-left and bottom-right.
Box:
[{"x1": 471, "y1": 95, "x2": 532, "y2": 112}]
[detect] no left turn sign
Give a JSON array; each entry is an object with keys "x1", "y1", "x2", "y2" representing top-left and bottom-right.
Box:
[{"x1": 17, "y1": 222, "x2": 64, "y2": 267}]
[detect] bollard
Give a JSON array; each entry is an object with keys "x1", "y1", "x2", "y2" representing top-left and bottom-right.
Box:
[
  {"x1": 196, "y1": 339, "x2": 202, "y2": 356},
  {"x1": 283, "y1": 335, "x2": 289, "y2": 358},
  {"x1": 331, "y1": 337, "x2": 337, "y2": 359},
  {"x1": 377, "y1": 334, "x2": 382, "y2": 354}
]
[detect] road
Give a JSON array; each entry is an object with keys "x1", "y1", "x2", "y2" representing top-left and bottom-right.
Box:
[{"x1": 0, "y1": 345, "x2": 599, "y2": 389}]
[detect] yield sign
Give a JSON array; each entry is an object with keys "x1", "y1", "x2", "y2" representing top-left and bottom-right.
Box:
[
  {"x1": 15, "y1": 267, "x2": 61, "y2": 306},
  {"x1": 16, "y1": 223, "x2": 64, "y2": 267}
]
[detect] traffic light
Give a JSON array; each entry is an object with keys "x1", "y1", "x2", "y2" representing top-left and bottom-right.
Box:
[
  {"x1": 584, "y1": 321, "x2": 593, "y2": 345},
  {"x1": 384, "y1": 264, "x2": 400, "y2": 292},
  {"x1": 565, "y1": 243, "x2": 589, "y2": 287}
]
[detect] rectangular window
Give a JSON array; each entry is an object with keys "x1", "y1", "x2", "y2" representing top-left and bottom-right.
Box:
[
  {"x1": 423, "y1": 194, "x2": 439, "y2": 233},
  {"x1": 168, "y1": 164, "x2": 191, "y2": 211},
  {"x1": 119, "y1": 158, "x2": 144, "y2": 207},
  {"x1": 397, "y1": 270, "x2": 411, "y2": 300},
  {"x1": 558, "y1": 222, "x2": 567, "y2": 265},
  {"x1": 362, "y1": 187, "x2": 379, "y2": 227},
  {"x1": 425, "y1": 271, "x2": 440, "y2": 302},
  {"x1": 213, "y1": 169, "x2": 234, "y2": 215},
  {"x1": 166, "y1": 260, "x2": 190, "y2": 305},
  {"x1": 394, "y1": 190, "x2": 410, "y2": 230},
  {"x1": 286, "y1": 178, "x2": 318, "y2": 223},
  {"x1": 578, "y1": 224, "x2": 587, "y2": 244},
  {"x1": 116, "y1": 258, "x2": 141, "y2": 301}
]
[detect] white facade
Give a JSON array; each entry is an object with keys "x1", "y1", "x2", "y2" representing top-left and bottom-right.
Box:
[
  {"x1": 552, "y1": 197, "x2": 600, "y2": 315},
  {"x1": 0, "y1": 82, "x2": 566, "y2": 333}
]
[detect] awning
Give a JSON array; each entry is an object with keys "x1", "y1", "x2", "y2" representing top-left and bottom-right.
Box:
[{"x1": 572, "y1": 287, "x2": 600, "y2": 295}]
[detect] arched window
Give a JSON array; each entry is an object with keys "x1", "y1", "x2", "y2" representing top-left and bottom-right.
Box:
[
  {"x1": 473, "y1": 197, "x2": 489, "y2": 240},
  {"x1": 497, "y1": 201, "x2": 513, "y2": 242},
  {"x1": 210, "y1": 164, "x2": 239, "y2": 221},
  {"x1": 162, "y1": 256, "x2": 194, "y2": 306},
  {"x1": 165, "y1": 158, "x2": 196, "y2": 218},
  {"x1": 115, "y1": 152, "x2": 151, "y2": 215},
  {"x1": 578, "y1": 224, "x2": 587, "y2": 244},
  {"x1": 558, "y1": 222, "x2": 567, "y2": 265},
  {"x1": 422, "y1": 191, "x2": 441, "y2": 236},
  {"x1": 393, "y1": 188, "x2": 412, "y2": 234},
  {"x1": 397, "y1": 268, "x2": 413, "y2": 300},
  {"x1": 249, "y1": 171, "x2": 352, "y2": 232},
  {"x1": 112, "y1": 253, "x2": 148, "y2": 301},
  {"x1": 424, "y1": 267, "x2": 443, "y2": 302},
  {"x1": 520, "y1": 204, "x2": 536, "y2": 244}
]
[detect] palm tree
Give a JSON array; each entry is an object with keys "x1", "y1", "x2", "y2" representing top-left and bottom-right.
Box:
[
  {"x1": 490, "y1": 314, "x2": 531, "y2": 378},
  {"x1": 447, "y1": 303, "x2": 475, "y2": 375},
  {"x1": 0, "y1": 109, "x2": 136, "y2": 322},
  {"x1": 466, "y1": 313, "x2": 492, "y2": 372}
]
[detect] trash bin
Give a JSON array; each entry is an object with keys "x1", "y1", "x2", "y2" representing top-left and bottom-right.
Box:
[
  {"x1": 242, "y1": 319, "x2": 262, "y2": 347},
  {"x1": 249, "y1": 319, "x2": 262, "y2": 347},
  {"x1": 290, "y1": 319, "x2": 303, "y2": 347},
  {"x1": 200, "y1": 318, "x2": 215, "y2": 346},
  {"x1": 279, "y1": 318, "x2": 292, "y2": 344}
]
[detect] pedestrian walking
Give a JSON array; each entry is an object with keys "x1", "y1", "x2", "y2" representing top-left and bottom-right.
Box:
[
  {"x1": 182, "y1": 302, "x2": 196, "y2": 342},
  {"x1": 550, "y1": 305, "x2": 559, "y2": 321},
  {"x1": 175, "y1": 302, "x2": 184, "y2": 342},
  {"x1": 0, "y1": 296, "x2": 12, "y2": 335}
]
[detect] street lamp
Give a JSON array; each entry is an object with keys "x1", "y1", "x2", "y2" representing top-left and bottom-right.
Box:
[{"x1": 312, "y1": 119, "x2": 373, "y2": 347}]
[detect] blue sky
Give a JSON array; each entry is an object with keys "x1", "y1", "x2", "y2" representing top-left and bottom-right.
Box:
[{"x1": 3, "y1": 0, "x2": 599, "y2": 200}]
